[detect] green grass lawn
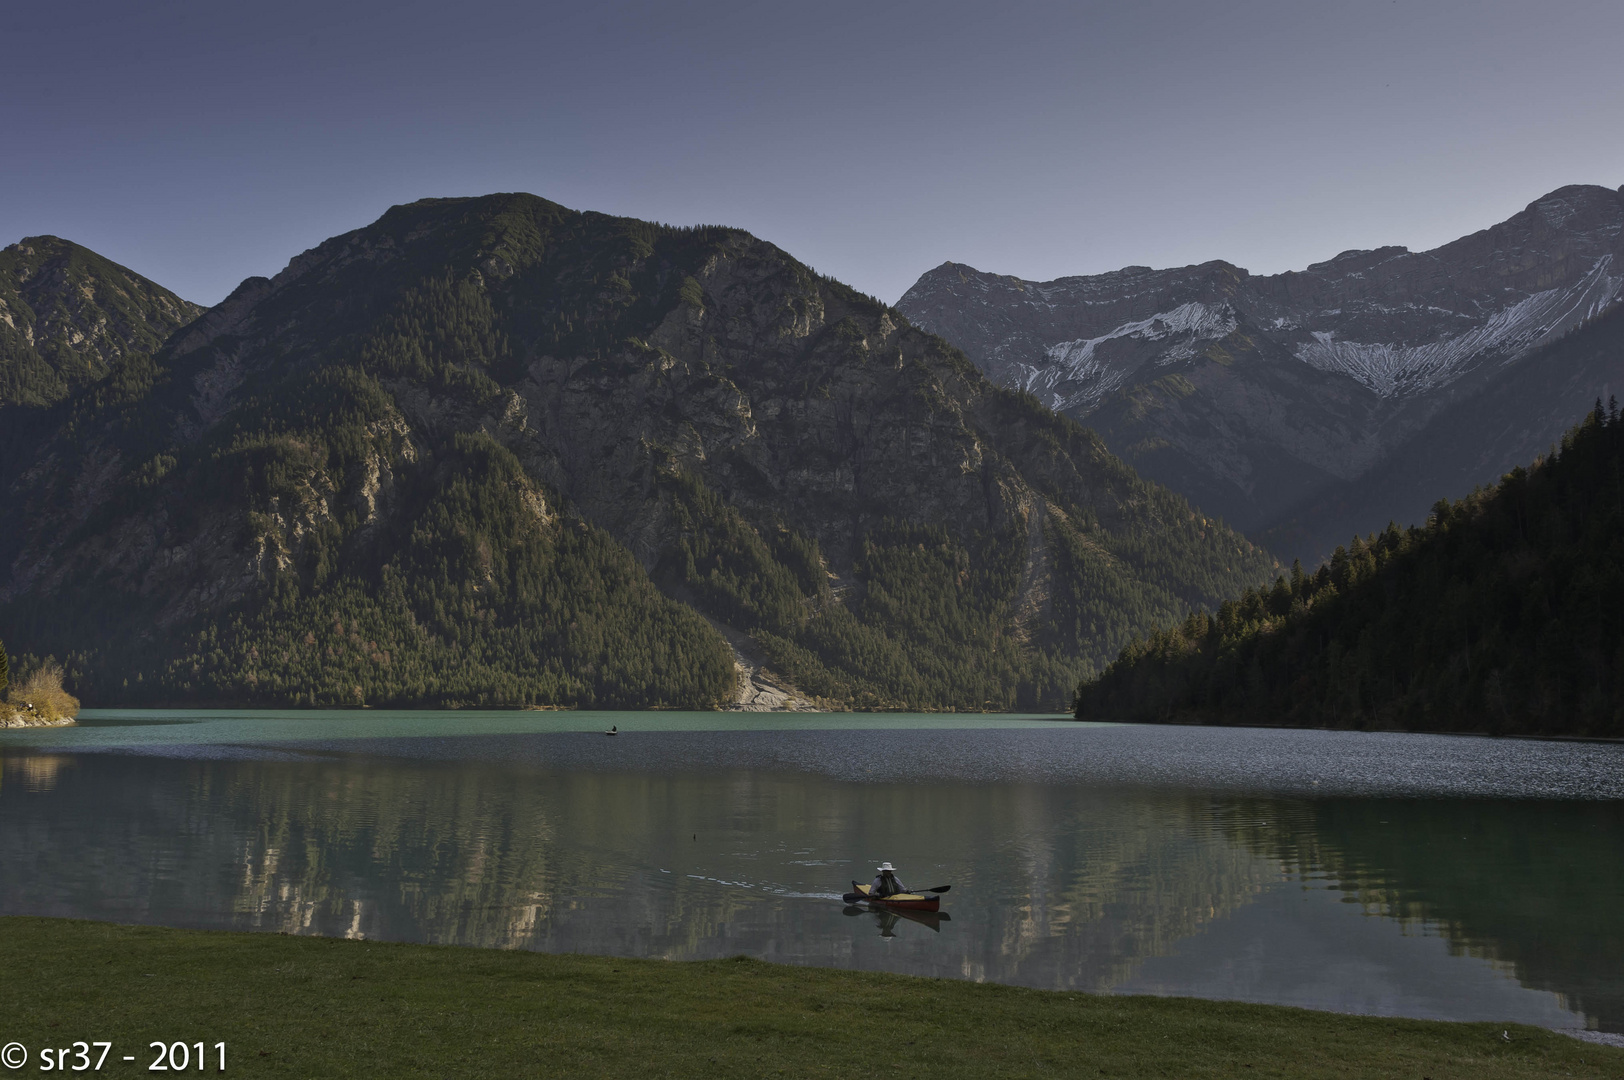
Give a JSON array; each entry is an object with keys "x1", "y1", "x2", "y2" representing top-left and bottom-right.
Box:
[{"x1": 1, "y1": 917, "x2": 1618, "y2": 1078}]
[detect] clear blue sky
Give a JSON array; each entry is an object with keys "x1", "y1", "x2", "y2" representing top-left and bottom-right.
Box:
[{"x1": 4, "y1": 0, "x2": 1622, "y2": 306}]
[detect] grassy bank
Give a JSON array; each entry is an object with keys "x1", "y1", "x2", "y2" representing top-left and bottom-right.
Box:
[{"x1": 1, "y1": 918, "x2": 1618, "y2": 1078}]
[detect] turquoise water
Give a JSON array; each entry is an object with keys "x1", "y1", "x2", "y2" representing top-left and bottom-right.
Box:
[
  {"x1": 12, "y1": 708, "x2": 1078, "y2": 750},
  {"x1": 3, "y1": 710, "x2": 1620, "y2": 1032}
]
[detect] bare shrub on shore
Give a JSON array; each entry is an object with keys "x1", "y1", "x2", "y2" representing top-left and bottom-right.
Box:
[{"x1": 8, "y1": 658, "x2": 81, "y2": 723}]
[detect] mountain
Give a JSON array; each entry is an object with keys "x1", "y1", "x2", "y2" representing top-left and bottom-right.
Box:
[
  {"x1": 897, "y1": 184, "x2": 1624, "y2": 560},
  {"x1": 1074, "y1": 405, "x2": 1624, "y2": 738},
  {"x1": 0, "y1": 195, "x2": 1276, "y2": 711},
  {"x1": 1258, "y1": 302, "x2": 1624, "y2": 558},
  {"x1": 1, "y1": 236, "x2": 203, "y2": 409}
]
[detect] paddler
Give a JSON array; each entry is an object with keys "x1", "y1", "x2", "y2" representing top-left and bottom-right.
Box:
[{"x1": 869, "y1": 862, "x2": 907, "y2": 898}]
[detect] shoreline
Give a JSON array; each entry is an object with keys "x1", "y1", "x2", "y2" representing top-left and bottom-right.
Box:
[
  {"x1": 0, "y1": 709, "x2": 75, "y2": 729},
  {"x1": 26, "y1": 705, "x2": 1624, "y2": 745}
]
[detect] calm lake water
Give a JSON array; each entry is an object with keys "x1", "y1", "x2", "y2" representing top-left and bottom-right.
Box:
[{"x1": 2, "y1": 711, "x2": 1620, "y2": 1033}]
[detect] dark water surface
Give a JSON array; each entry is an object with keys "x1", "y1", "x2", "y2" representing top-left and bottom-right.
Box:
[{"x1": 2, "y1": 711, "x2": 1620, "y2": 1032}]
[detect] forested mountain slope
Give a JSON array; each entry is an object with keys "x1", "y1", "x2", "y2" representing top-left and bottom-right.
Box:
[
  {"x1": 0, "y1": 195, "x2": 1275, "y2": 710},
  {"x1": 1075, "y1": 404, "x2": 1624, "y2": 737},
  {"x1": 1, "y1": 236, "x2": 203, "y2": 409}
]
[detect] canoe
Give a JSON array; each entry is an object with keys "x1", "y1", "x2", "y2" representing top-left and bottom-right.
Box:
[{"x1": 843, "y1": 881, "x2": 940, "y2": 911}]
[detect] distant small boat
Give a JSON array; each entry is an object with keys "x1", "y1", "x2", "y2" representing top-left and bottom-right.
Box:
[{"x1": 605, "y1": 725, "x2": 618, "y2": 736}]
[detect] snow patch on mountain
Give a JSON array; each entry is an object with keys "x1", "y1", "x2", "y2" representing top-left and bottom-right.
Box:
[
  {"x1": 1047, "y1": 302, "x2": 1237, "y2": 367},
  {"x1": 1039, "y1": 298, "x2": 1227, "y2": 375},
  {"x1": 1008, "y1": 355, "x2": 1131, "y2": 414},
  {"x1": 1295, "y1": 256, "x2": 1623, "y2": 396},
  {"x1": 1009, "y1": 302, "x2": 1238, "y2": 411}
]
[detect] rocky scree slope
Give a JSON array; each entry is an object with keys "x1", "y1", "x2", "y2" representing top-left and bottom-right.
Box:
[
  {"x1": 0, "y1": 237, "x2": 203, "y2": 409},
  {"x1": 0, "y1": 195, "x2": 1275, "y2": 710},
  {"x1": 898, "y1": 184, "x2": 1624, "y2": 559},
  {"x1": 1258, "y1": 302, "x2": 1624, "y2": 560}
]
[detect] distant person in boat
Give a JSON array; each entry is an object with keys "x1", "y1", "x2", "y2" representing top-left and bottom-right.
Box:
[{"x1": 869, "y1": 862, "x2": 907, "y2": 898}]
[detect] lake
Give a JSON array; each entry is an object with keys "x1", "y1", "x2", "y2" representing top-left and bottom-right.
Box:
[{"x1": 1, "y1": 711, "x2": 1620, "y2": 1034}]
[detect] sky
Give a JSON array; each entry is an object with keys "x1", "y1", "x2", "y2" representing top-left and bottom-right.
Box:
[{"x1": 4, "y1": 0, "x2": 1622, "y2": 307}]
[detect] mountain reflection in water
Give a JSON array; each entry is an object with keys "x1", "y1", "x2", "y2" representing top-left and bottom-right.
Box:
[{"x1": 0, "y1": 718, "x2": 1618, "y2": 1033}]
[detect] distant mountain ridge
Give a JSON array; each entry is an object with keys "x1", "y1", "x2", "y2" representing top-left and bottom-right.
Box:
[
  {"x1": 897, "y1": 184, "x2": 1624, "y2": 560},
  {"x1": 0, "y1": 195, "x2": 1275, "y2": 710},
  {"x1": 1258, "y1": 302, "x2": 1624, "y2": 560}
]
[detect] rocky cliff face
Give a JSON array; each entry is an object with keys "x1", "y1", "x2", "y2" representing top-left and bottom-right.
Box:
[
  {"x1": 0, "y1": 236, "x2": 203, "y2": 408},
  {"x1": 897, "y1": 184, "x2": 1624, "y2": 558},
  {"x1": 0, "y1": 196, "x2": 1275, "y2": 710}
]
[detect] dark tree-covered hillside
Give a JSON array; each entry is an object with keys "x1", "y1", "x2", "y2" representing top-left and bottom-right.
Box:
[
  {"x1": 0, "y1": 236, "x2": 202, "y2": 409},
  {"x1": 1076, "y1": 402, "x2": 1624, "y2": 737}
]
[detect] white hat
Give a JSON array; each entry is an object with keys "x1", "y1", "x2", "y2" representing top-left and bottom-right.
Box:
[{"x1": 877, "y1": 862, "x2": 895, "y2": 871}]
